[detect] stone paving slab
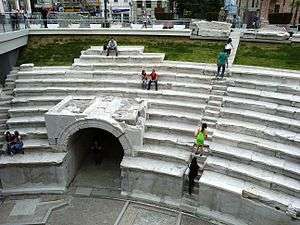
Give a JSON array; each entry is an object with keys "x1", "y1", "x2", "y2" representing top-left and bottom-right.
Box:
[{"x1": 9, "y1": 199, "x2": 39, "y2": 216}]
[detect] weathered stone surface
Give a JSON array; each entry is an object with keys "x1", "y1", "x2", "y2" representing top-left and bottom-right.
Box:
[{"x1": 191, "y1": 20, "x2": 231, "y2": 38}]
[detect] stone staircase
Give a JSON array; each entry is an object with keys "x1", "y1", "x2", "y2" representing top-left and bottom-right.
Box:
[
  {"x1": 1, "y1": 46, "x2": 300, "y2": 225},
  {"x1": 197, "y1": 67, "x2": 300, "y2": 225},
  {"x1": 1, "y1": 46, "x2": 217, "y2": 196}
]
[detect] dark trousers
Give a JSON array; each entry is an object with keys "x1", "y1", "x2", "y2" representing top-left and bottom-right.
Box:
[
  {"x1": 106, "y1": 47, "x2": 118, "y2": 56},
  {"x1": 188, "y1": 175, "x2": 196, "y2": 195},
  {"x1": 43, "y1": 18, "x2": 47, "y2": 28},
  {"x1": 217, "y1": 64, "x2": 226, "y2": 78},
  {"x1": 147, "y1": 80, "x2": 158, "y2": 91}
]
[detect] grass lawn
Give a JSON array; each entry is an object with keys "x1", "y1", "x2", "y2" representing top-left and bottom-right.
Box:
[
  {"x1": 235, "y1": 42, "x2": 300, "y2": 71},
  {"x1": 17, "y1": 36, "x2": 300, "y2": 70},
  {"x1": 17, "y1": 36, "x2": 224, "y2": 66}
]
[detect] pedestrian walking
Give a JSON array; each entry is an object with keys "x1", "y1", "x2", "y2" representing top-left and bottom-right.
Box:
[{"x1": 216, "y1": 49, "x2": 228, "y2": 79}]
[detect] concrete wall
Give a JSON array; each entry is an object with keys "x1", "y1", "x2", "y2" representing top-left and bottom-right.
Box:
[{"x1": 0, "y1": 48, "x2": 19, "y2": 85}]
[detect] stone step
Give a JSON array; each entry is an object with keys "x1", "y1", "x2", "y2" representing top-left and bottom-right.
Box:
[
  {"x1": 212, "y1": 130, "x2": 300, "y2": 163},
  {"x1": 143, "y1": 131, "x2": 193, "y2": 152},
  {"x1": 6, "y1": 116, "x2": 45, "y2": 129},
  {"x1": 135, "y1": 144, "x2": 191, "y2": 165},
  {"x1": 205, "y1": 105, "x2": 220, "y2": 111},
  {"x1": 0, "y1": 113, "x2": 8, "y2": 120},
  {"x1": 14, "y1": 87, "x2": 209, "y2": 104},
  {"x1": 198, "y1": 170, "x2": 300, "y2": 219},
  {"x1": 0, "y1": 100, "x2": 11, "y2": 107},
  {"x1": 8, "y1": 106, "x2": 52, "y2": 117},
  {"x1": 227, "y1": 87, "x2": 300, "y2": 107},
  {"x1": 12, "y1": 96, "x2": 62, "y2": 107},
  {"x1": 223, "y1": 96, "x2": 300, "y2": 120},
  {"x1": 72, "y1": 61, "x2": 216, "y2": 76},
  {"x1": 2, "y1": 138, "x2": 51, "y2": 153},
  {"x1": 77, "y1": 53, "x2": 165, "y2": 64},
  {"x1": 204, "y1": 109, "x2": 220, "y2": 117},
  {"x1": 15, "y1": 78, "x2": 212, "y2": 94},
  {"x1": 220, "y1": 107, "x2": 300, "y2": 133},
  {"x1": 208, "y1": 100, "x2": 222, "y2": 107},
  {"x1": 216, "y1": 118, "x2": 300, "y2": 147},
  {"x1": 121, "y1": 156, "x2": 187, "y2": 177},
  {"x1": 16, "y1": 70, "x2": 213, "y2": 84},
  {"x1": 209, "y1": 142, "x2": 300, "y2": 180},
  {"x1": 7, "y1": 127, "x2": 48, "y2": 140},
  {"x1": 147, "y1": 99, "x2": 206, "y2": 115},
  {"x1": 0, "y1": 152, "x2": 66, "y2": 166},
  {"x1": 209, "y1": 95, "x2": 223, "y2": 101},
  {"x1": 82, "y1": 45, "x2": 145, "y2": 56},
  {"x1": 231, "y1": 78, "x2": 300, "y2": 95},
  {"x1": 205, "y1": 156, "x2": 300, "y2": 198},
  {"x1": 145, "y1": 119, "x2": 197, "y2": 138},
  {"x1": 212, "y1": 85, "x2": 227, "y2": 91},
  {"x1": 231, "y1": 68, "x2": 300, "y2": 86},
  {"x1": 211, "y1": 90, "x2": 225, "y2": 96},
  {"x1": 147, "y1": 108, "x2": 201, "y2": 126}
]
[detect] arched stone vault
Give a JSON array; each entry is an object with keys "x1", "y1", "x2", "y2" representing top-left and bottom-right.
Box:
[{"x1": 56, "y1": 119, "x2": 132, "y2": 156}]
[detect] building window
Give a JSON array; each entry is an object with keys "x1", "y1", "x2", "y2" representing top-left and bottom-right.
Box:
[
  {"x1": 124, "y1": 0, "x2": 128, "y2": 2},
  {"x1": 146, "y1": 1, "x2": 151, "y2": 8},
  {"x1": 137, "y1": 1, "x2": 142, "y2": 8},
  {"x1": 114, "y1": 0, "x2": 118, "y2": 2}
]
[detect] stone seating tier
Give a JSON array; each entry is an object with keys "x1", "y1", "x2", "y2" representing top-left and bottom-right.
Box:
[
  {"x1": 14, "y1": 70, "x2": 214, "y2": 84},
  {"x1": 205, "y1": 156, "x2": 300, "y2": 198},
  {"x1": 82, "y1": 46, "x2": 145, "y2": 56},
  {"x1": 2, "y1": 48, "x2": 300, "y2": 224},
  {"x1": 76, "y1": 53, "x2": 165, "y2": 64},
  {"x1": 223, "y1": 96, "x2": 300, "y2": 120},
  {"x1": 14, "y1": 79, "x2": 212, "y2": 94},
  {"x1": 198, "y1": 171, "x2": 300, "y2": 225}
]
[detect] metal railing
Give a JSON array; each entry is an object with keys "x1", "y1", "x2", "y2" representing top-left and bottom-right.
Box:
[{"x1": 0, "y1": 12, "x2": 191, "y2": 32}]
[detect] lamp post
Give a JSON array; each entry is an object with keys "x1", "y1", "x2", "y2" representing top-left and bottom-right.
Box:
[{"x1": 104, "y1": 0, "x2": 109, "y2": 27}]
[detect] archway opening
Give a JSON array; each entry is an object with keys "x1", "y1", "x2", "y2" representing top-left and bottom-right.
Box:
[{"x1": 67, "y1": 128, "x2": 124, "y2": 189}]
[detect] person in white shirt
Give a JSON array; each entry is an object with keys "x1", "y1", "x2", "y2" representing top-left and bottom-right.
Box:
[
  {"x1": 224, "y1": 38, "x2": 234, "y2": 56},
  {"x1": 106, "y1": 37, "x2": 118, "y2": 56}
]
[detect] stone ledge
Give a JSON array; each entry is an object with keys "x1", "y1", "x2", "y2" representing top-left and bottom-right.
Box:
[{"x1": 121, "y1": 157, "x2": 187, "y2": 177}]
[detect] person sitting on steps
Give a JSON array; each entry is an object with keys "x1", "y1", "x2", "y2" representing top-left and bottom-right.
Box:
[
  {"x1": 194, "y1": 123, "x2": 208, "y2": 156},
  {"x1": 141, "y1": 69, "x2": 148, "y2": 90},
  {"x1": 106, "y1": 37, "x2": 118, "y2": 56},
  {"x1": 147, "y1": 69, "x2": 158, "y2": 91},
  {"x1": 9, "y1": 131, "x2": 24, "y2": 156},
  {"x1": 188, "y1": 157, "x2": 199, "y2": 195}
]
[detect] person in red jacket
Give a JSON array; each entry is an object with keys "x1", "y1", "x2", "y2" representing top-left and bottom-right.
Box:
[{"x1": 147, "y1": 69, "x2": 158, "y2": 91}]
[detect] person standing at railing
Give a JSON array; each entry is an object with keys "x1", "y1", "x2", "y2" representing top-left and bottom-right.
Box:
[
  {"x1": 24, "y1": 10, "x2": 30, "y2": 28},
  {"x1": 41, "y1": 6, "x2": 48, "y2": 28}
]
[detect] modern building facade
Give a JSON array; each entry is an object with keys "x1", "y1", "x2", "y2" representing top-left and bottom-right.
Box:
[
  {"x1": 237, "y1": 0, "x2": 300, "y2": 25},
  {"x1": 131, "y1": 0, "x2": 169, "y2": 23}
]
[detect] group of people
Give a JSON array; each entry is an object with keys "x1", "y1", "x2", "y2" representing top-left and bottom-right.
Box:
[
  {"x1": 141, "y1": 69, "x2": 159, "y2": 91},
  {"x1": 8, "y1": 9, "x2": 30, "y2": 30},
  {"x1": 4, "y1": 131, "x2": 24, "y2": 156},
  {"x1": 216, "y1": 38, "x2": 234, "y2": 79},
  {"x1": 188, "y1": 123, "x2": 208, "y2": 195}
]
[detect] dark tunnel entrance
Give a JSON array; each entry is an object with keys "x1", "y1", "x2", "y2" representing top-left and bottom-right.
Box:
[{"x1": 67, "y1": 128, "x2": 124, "y2": 190}]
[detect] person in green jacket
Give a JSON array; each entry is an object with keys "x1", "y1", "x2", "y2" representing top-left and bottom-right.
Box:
[
  {"x1": 216, "y1": 49, "x2": 228, "y2": 79},
  {"x1": 194, "y1": 123, "x2": 208, "y2": 155}
]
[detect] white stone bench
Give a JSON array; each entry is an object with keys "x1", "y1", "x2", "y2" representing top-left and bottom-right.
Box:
[
  {"x1": 131, "y1": 24, "x2": 143, "y2": 29},
  {"x1": 152, "y1": 25, "x2": 164, "y2": 30},
  {"x1": 77, "y1": 53, "x2": 165, "y2": 64},
  {"x1": 173, "y1": 25, "x2": 185, "y2": 30},
  {"x1": 82, "y1": 46, "x2": 145, "y2": 56},
  {"x1": 47, "y1": 24, "x2": 59, "y2": 29},
  {"x1": 90, "y1": 24, "x2": 102, "y2": 29}
]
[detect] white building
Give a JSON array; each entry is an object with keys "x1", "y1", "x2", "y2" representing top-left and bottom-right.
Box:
[
  {"x1": 100, "y1": 0, "x2": 131, "y2": 23},
  {"x1": 0, "y1": 0, "x2": 32, "y2": 13}
]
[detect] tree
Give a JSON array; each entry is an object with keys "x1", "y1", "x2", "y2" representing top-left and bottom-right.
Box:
[{"x1": 173, "y1": 0, "x2": 224, "y2": 20}]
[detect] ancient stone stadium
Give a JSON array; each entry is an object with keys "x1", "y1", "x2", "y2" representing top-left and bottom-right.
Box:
[{"x1": 0, "y1": 45, "x2": 299, "y2": 225}]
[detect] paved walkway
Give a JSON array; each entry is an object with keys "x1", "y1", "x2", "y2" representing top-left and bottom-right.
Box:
[
  {"x1": 0, "y1": 194, "x2": 214, "y2": 225},
  {"x1": 227, "y1": 29, "x2": 241, "y2": 68}
]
